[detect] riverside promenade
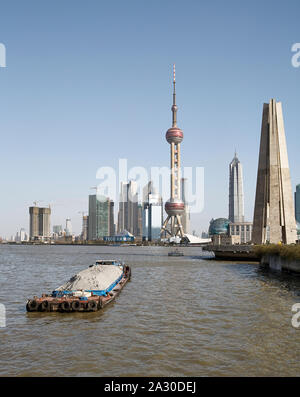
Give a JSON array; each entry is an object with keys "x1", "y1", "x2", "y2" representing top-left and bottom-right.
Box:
[
  {"x1": 203, "y1": 244, "x2": 259, "y2": 261},
  {"x1": 204, "y1": 243, "x2": 300, "y2": 274}
]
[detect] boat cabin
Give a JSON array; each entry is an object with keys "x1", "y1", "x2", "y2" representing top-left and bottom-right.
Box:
[{"x1": 95, "y1": 260, "x2": 121, "y2": 266}]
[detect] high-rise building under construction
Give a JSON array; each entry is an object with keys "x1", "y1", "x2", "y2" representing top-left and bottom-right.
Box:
[{"x1": 29, "y1": 206, "x2": 51, "y2": 240}]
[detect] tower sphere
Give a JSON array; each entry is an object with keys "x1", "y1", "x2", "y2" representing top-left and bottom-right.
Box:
[
  {"x1": 166, "y1": 127, "x2": 183, "y2": 144},
  {"x1": 165, "y1": 198, "x2": 185, "y2": 216}
]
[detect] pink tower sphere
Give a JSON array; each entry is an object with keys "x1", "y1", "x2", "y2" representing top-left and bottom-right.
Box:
[{"x1": 165, "y1": 127, "x2": 183, "y2": 144}]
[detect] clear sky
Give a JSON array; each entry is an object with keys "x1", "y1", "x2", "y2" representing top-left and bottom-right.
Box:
[{"x1": 0, "y1": 0, "x2": 299, "y2": 238}]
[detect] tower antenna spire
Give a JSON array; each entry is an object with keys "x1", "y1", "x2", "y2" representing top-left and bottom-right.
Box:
[
  {"x1": 172, "y1": 64, "x2": 177, "y2": 127},
  {"x1": 173, "y1": 63, "x2": 176, "y2": 88}
]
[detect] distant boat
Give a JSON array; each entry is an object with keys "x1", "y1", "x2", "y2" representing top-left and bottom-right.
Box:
[{"x1": 168, "y1": 249, "x2": 184, "y2": 257}]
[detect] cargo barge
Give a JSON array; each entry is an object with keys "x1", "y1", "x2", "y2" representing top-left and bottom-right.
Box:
[{"x1": 26, "y1": 260, "x2": 131, "y2": 313}]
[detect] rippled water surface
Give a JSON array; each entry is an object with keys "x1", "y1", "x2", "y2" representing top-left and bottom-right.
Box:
[{"x1": 0, "y1": 244, "x2": 300, "y2": 376}]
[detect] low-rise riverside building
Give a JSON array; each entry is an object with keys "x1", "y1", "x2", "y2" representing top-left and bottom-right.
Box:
[{"x1": 229, "y1": 221, "x2": 253, "y2": 243}]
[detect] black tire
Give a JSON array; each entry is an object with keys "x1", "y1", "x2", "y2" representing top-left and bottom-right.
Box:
[
  {"x1": 71, "y1": 300, "x2": 81, "y2": 311},
  {"x1": 26, "y1": 299, "x2": 38, "y2": 312},
  {"x1": 40, "y1": 300, "x2": 49, "y2": 311},
  {"x1": 98, "y1": 299, "x2": 103, "y2": 310},
  {"x1": 60, "y1": 301, "x2": 71, "y2": 312},
  {"x1": 87, "y1": 300, "x2": 97, "y2": 311}
]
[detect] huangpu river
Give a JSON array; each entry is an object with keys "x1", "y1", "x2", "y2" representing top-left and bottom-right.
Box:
[{"x1": 0, "y1": 244, "x2": 300, "y2": 376}]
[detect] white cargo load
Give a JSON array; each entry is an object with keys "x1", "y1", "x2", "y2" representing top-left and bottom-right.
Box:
[{"x1": 56, "y1": 264, "x2": 123, "y2": 292}]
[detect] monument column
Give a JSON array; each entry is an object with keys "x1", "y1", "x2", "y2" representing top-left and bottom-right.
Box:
[{"x1": 252, "y1": 99, "x2": 297, "y2": 244}]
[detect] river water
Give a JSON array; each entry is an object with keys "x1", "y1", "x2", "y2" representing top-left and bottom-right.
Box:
[{"x1": 0, "y1": 244, "x2": 299, "y2": 376}]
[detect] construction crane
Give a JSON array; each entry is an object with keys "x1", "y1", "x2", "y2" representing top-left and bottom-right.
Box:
[{"x1": 78, "y1": 211, "x2": 87, "y2": 216}]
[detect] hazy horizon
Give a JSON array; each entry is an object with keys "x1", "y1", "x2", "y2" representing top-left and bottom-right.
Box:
[{"x1": 1, "y1": 0, "x2": 300, "y2": 238}]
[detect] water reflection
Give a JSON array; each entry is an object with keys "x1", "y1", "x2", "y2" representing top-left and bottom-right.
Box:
[{"x1": 0, "y1": 245, "x2": 299, "y2": 376}]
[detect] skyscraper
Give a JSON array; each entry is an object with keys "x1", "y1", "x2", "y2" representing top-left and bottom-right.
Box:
[
  {"x1": 88, "y1": 195, "x2": 114, "y2": 240},
  {"x1": 15, "y1": 228, "x2": 28, "y2": 242},
  {"x1": 252, "y1": 99, "x2": 297, "y2": 244},
  {"x1": 29, "y1": 206, "x2": 39, "y2": 238},
  {"x1": 117, "y1": 181, "x2": 139, "y2": 236},
  {"x1": 142, "y1": 181, "x2": 163, "y2": 241},
  {"x1": 29, "y1": 206, "x2": 51, "y2": 240},
  {"x1": 118, "y1": 182, "x2": 127, "y2": 233},
  {"x1": 19, "y1": 228, "x2": 26, "y2": 242},
  {"x1": 228, "y1": 152, "x2": 244, "y2": 223},
  {"x1": 81, "y1": 215, "x2": 89, "y2": 241},
  {"x1": 161, "y1": 65, "x2": 185, "y2": 238},
  {"x1": 65, "y1": 218, "x2": 72, "y2": 236},
  {"x1": 137, "y1": 204, "x2": 143, "y2": 238},
  {"x1": 53, "y1": 225, "x2": 63, "y2": 235}
]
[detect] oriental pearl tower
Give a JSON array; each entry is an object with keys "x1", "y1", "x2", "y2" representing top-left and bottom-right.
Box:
[{"x1": 160, "y1": 65, "x2": 185, "y2": 239}]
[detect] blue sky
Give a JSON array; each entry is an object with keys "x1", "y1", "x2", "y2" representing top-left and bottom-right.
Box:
[{"x1": 0, "y1": 0, "x2": 299, "y2": 237}]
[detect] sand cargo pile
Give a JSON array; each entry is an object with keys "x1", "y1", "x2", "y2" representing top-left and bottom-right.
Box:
[
  {"x1": 56, "y1": 263, "x2": 124, "y2": 292},
  {"x1": 26, "y1": 260, "x2": 131, "y2": 313}
]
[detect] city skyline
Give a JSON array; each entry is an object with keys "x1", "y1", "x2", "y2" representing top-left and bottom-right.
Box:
[{"x1": 1, "y1": 1, "x2": 300, "y2": 237}]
